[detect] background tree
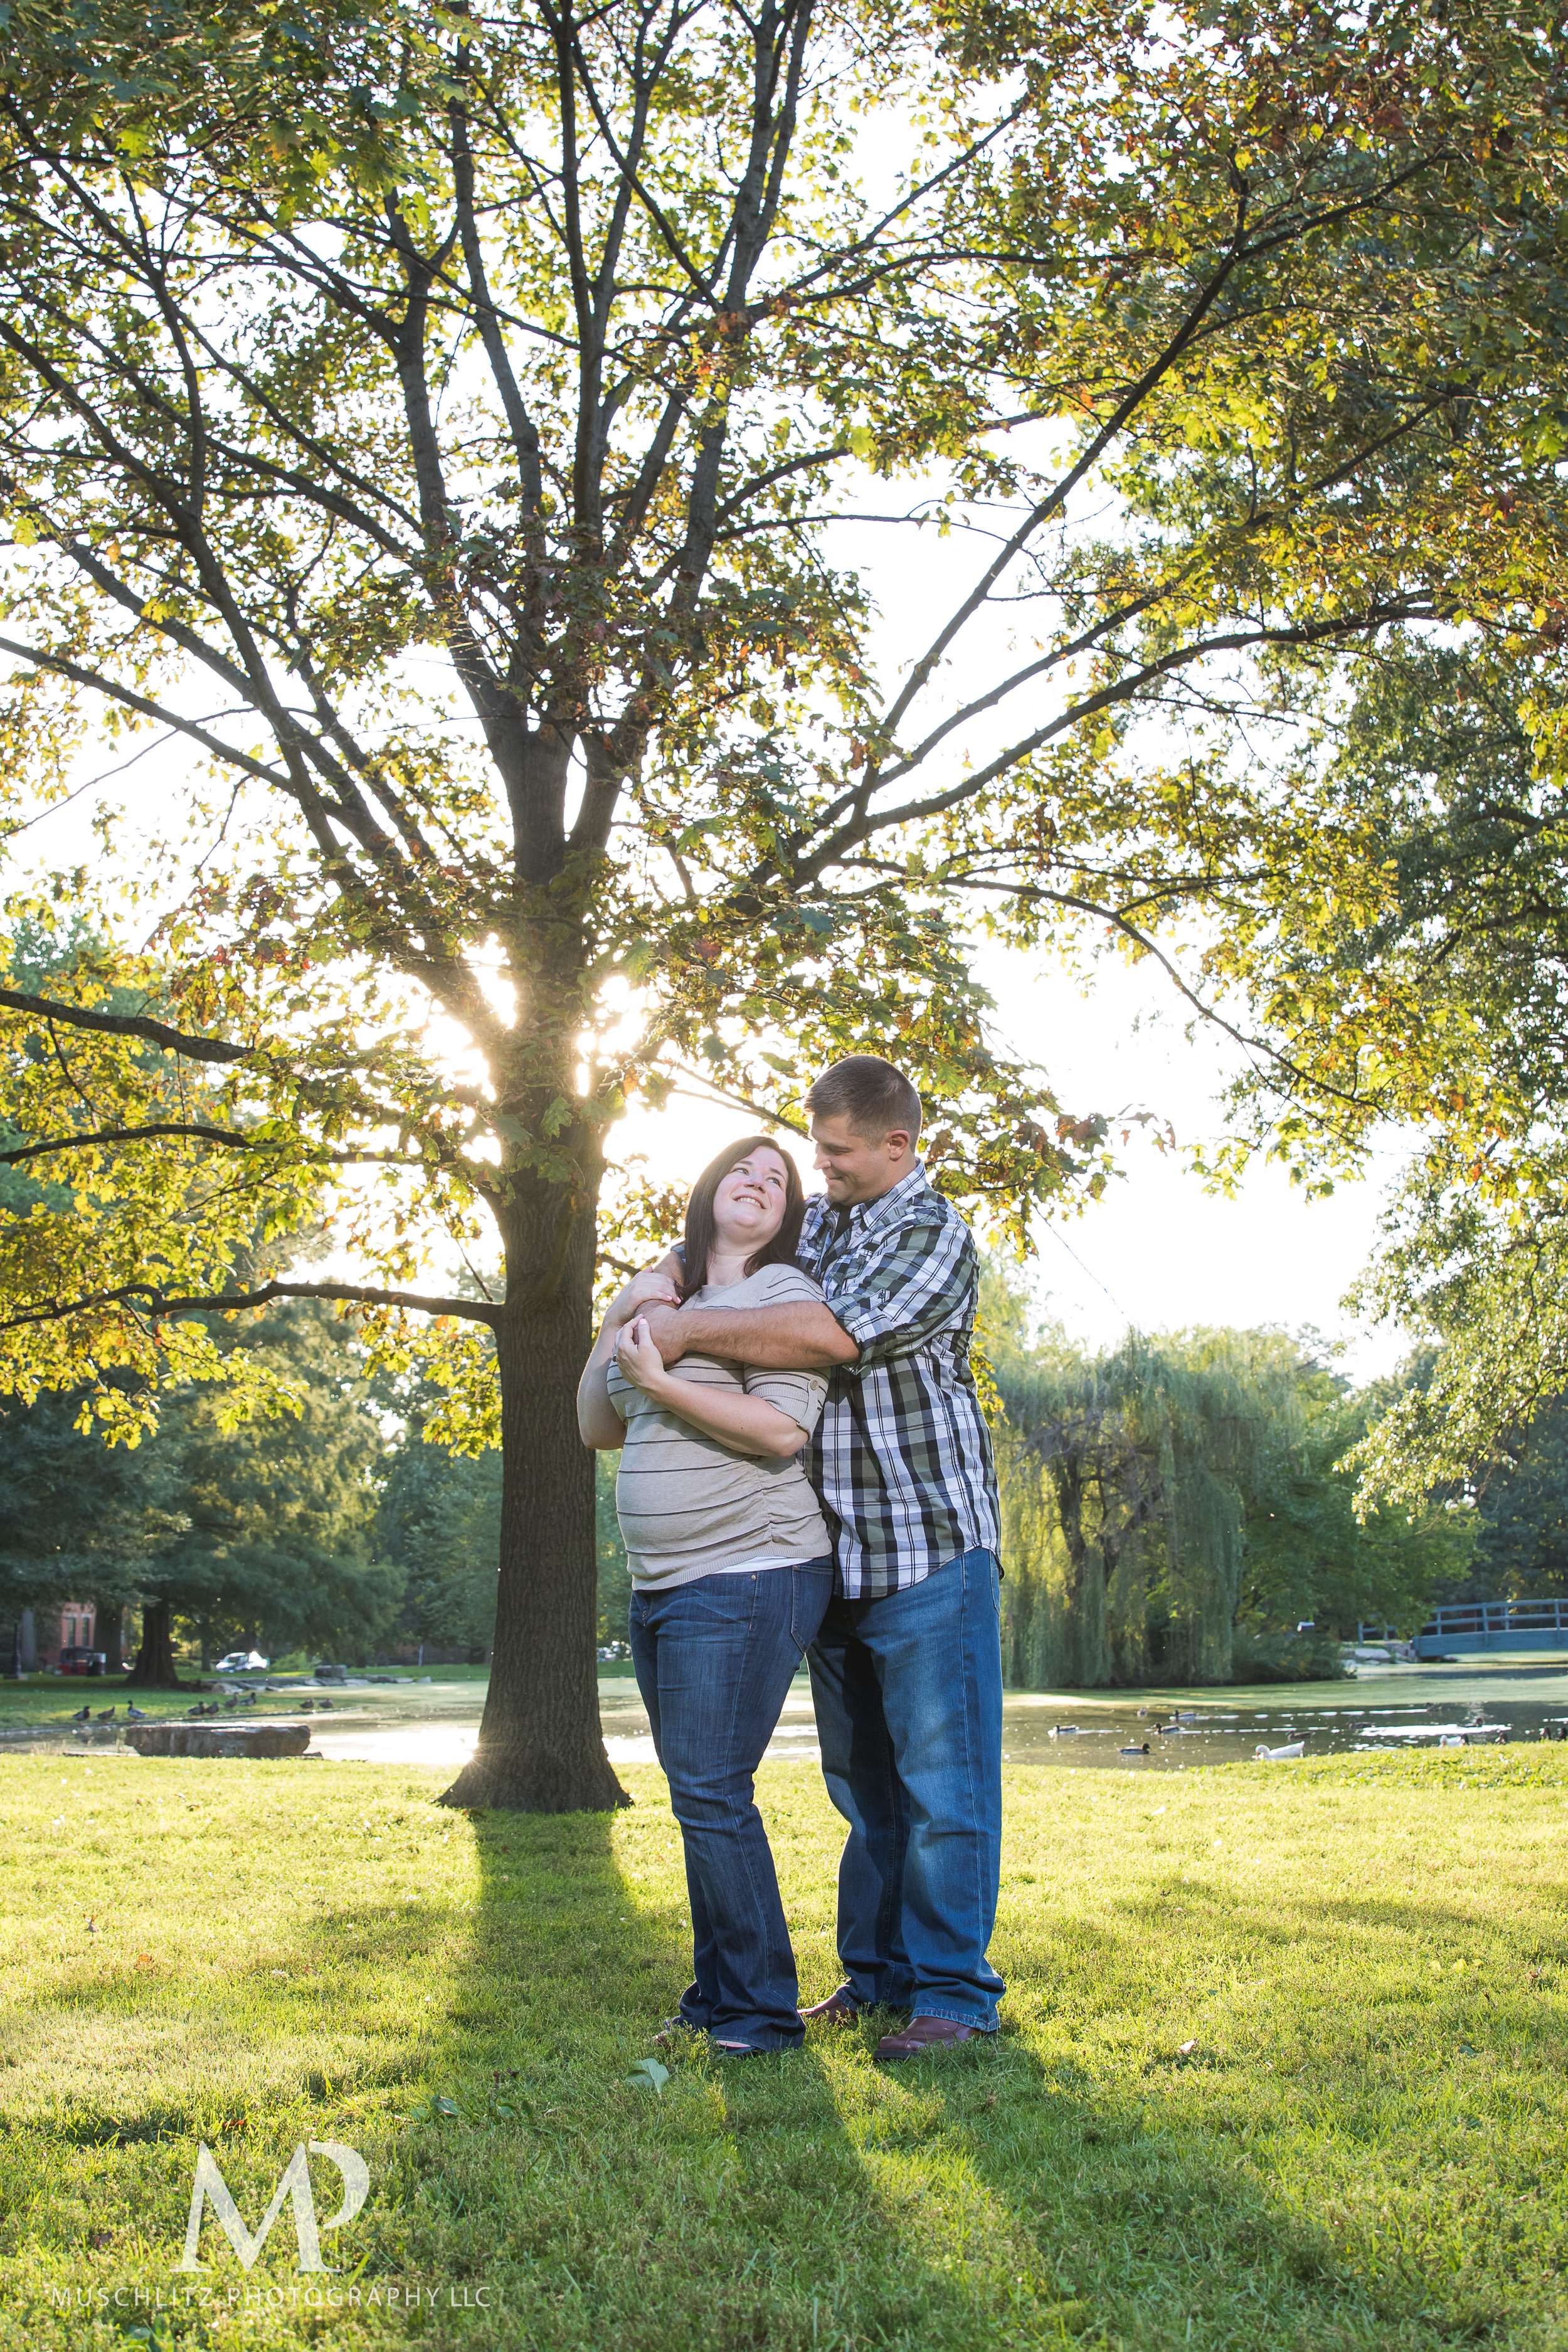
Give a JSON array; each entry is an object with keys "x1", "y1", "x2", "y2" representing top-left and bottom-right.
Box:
[
  {"x1": 1192, "y1": 637, "x2": 1568, "y2": 1505},
  {"x1": 1235, "y1": 1348, "x2": 1477, "y2": 1655},
  {"x1": 0, "y1": 1297, "x2": 399, "y2": 1680},
  {"x1": 0, "y1": 0, "x2": 1562, "y2": 1801},
  {"x1": 0, "y1": 1381, "x2": 184, "y2": 1668},
  {"x1": 159, "y1": 1300, "x2": 401, "y2": 1670},
  {"x1": 1454, "y1": 1394, "x2": 1568, "y2": 1601},
  {"x1": 990, "y1": 1282, "x2": 1473, "y2": 1688}
]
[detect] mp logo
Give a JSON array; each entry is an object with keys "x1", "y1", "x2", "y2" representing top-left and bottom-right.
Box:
[{"x1": 179, "y1": 2141, "x2": 370, "y2": 2273}]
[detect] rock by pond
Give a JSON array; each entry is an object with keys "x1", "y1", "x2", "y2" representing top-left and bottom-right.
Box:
[{"x1": 124, "y1": 1720, "x2": 312, "y2": 1759}]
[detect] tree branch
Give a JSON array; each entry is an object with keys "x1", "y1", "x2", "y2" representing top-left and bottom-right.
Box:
[
  {"x1": 0, "y1": 1279, "x2": 501, "y2": 1334},
  {"x1": 0, "y1": 988, "x2": 252, "y2": 1064},
  {"x1": 0, "y1": 1123, "x2": 437, "y2": 1168}
]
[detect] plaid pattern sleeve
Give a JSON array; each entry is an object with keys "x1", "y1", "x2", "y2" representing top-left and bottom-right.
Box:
[
  {"x1": 798, "y1": 1167, "x2": 1000, "y2": 1599},
  {"x1": 820, "y1": 1202, "x2": 978, "y2": 1372}
]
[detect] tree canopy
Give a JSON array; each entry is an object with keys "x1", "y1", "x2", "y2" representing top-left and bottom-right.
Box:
[
  {"x1": 1188, "y1": 638, "x2": 1568, "y2": 1505},
  {"x1": 0, "y1": 0, "x2": 1563, "y2": 1798}
]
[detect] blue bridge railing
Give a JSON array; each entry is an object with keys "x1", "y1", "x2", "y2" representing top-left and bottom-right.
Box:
[{"x1": 1414, "y1": 1597, "x2": 1568, "y2": 1655}]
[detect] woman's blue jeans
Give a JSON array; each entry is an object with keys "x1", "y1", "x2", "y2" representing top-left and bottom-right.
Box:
[
  {"x1": 630, "y1": 1558, "x2": 834, "y2": 2050},
  {"x1": 807, "y1": 1547, "x2": 1006, "y2": 2028}
]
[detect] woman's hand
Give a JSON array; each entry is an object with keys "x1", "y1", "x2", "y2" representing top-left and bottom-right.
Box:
[
  {"x1": 615, "y1": 1315, "x2": 672, "y2": 1397},
  {"x1": 615, "y1": 1316, "x2": 812, "y2": 1458}
]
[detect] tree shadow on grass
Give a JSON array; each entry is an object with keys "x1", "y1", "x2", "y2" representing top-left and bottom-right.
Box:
[
  {"x1": 7, "y1": 1764, "x2": 1539, "y2": 2352},
  {"x1": 379, "y1": 1792, "x2": 1455, "y2": 2352},
  {"x1": 900, "y1": 1877, "x2": 1538, "y2": 2352}
]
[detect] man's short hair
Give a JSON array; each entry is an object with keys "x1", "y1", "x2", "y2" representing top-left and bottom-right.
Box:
[{"x1": 805, "y1": 1056, "x2": 923, "y2": 1144}]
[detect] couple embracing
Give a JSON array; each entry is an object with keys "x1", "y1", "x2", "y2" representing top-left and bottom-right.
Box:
[{"x1": 577, "y1": 1056, "x2": 1004, "y2": 2062}]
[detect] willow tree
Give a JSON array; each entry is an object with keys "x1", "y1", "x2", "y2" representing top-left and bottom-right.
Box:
[
  {"x1": 993, "y1": 1325, "x2": 1296, "y2": 1687},
  {"x1": 0, "y1": 0, "x2": 1559, "y2": 1806}
]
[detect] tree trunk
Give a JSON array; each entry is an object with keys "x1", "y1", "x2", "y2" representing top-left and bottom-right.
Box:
[
  {"x1": 441, "y1": 1161, "x2": 628, "y2": 1813},
  {"x1": 124, "y1": 1596, "x2": 187, "y2": 1689},
  {"x1": 93, "y1": 1597, "x2": 124, "y2": 1675}
]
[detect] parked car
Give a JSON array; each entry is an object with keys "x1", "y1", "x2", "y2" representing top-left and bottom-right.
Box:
[
  {"x1": 58, "y1": 1646, "x2": 107, "y2": 1677},
  {"x1": 213, "y1": 1650, "x2": 269, "y2": 1673}
]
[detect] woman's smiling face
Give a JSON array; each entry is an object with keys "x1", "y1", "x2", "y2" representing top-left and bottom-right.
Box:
[{"x1": 711, "y1": 1147, "x2": 791, "y2": 1248}]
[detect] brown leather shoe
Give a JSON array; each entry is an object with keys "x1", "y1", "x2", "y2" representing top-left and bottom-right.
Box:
[
  {"x1": 800, "y1": 1989, "x2": 862, "y2": 2027},
  {"x1": 875, "y1": 2015, "x2": 993, "y2": 2060}
]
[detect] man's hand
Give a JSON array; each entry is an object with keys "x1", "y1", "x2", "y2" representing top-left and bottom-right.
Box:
[{"x1": 606, "y1": 1266, "x2": 682, "y2": 1330}]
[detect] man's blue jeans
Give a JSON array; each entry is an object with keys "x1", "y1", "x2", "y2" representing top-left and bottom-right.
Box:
[
  {"x1": 630, "y1": 1559, "x2": 834, "y2": 2050},
  {"x1": 807, "y1": 1548, "x2": 1005, "y2": 2028}
]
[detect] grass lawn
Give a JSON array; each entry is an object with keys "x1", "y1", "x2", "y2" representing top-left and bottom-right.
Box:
[{"x1": 2, "y1": 1747, "x2": 1566, "y2": 2351}]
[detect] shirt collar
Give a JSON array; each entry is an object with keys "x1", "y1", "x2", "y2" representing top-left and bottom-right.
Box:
[{"x1": 829, "y1": 1160, "x2": 931, "y2": 1237}]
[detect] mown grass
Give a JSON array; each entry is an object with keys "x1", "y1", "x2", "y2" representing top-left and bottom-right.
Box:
[{"x1": 1, "y1": 1747, "x2": 1566, "y2": 2351}]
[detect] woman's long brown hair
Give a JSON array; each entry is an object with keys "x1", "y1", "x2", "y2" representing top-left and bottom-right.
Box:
[{"x1": 680, "y1": 1136, "x2": 805, "y2": 1300}]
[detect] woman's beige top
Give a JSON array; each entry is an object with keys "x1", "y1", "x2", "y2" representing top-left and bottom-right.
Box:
[{"x1": 606, "y1": 1261, "x2": 832, "y2": 1589}]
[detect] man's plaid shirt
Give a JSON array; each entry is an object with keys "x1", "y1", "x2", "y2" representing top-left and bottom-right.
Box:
[{"x1": 797, "y1": 1163, "x2": 1000, "y2": 1600}]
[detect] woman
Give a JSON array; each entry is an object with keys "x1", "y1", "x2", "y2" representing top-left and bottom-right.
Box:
[{"x1": 578, "y1": 1136, "x2": 834, "y2": 2057}]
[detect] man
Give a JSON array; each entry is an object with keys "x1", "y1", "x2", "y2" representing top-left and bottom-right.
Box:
[{"x1": 636, "y1": 1054, "x2": 1004, "y2": 2058}]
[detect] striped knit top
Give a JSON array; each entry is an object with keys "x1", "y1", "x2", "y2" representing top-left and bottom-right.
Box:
[{"x1": 606, "y1": 1261, "x2": 832, "y2": 1589}]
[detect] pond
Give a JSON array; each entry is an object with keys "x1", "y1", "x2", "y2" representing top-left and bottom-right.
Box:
[
  {"x1": 270, "y1": 1655, "x2": 1568, "y2": 1771},
  {"x1": 10, "y1": 1656, "x2": 1567, "y2": 1772}
]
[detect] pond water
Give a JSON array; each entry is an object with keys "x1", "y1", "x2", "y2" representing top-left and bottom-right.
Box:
[
  {"x1": 586, "y1": 1657, "x2": 1568, "y2": 1773},
  {"x1": 13, "y1": 1657, "x2": 1568, "y2": 1772}
]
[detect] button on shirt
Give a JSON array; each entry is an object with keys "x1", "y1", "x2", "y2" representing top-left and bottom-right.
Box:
[{"x1": 797, "y1": 1163, "x2": 1000, "y2": 1599}]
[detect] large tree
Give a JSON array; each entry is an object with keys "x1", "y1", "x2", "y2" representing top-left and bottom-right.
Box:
[
  {"x1": 1192, "y1": 637, "x2": 1568, "y2": 1504},
  {"x1": 0, "y1": 0, "x2": 1562, "y2": 1804}
]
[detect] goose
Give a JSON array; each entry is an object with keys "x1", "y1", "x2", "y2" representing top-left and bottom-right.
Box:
[{"x1": 1254, "y1": 1739, "x2": 1305, "y2": 1761}]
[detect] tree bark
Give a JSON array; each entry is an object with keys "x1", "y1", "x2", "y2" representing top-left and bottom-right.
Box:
[
  {"x1": 440, "y1": 1159, "x2": 628, "y2": 1813},
  {"x1": 124, "y1": 1596, "x2": 188, "y2": 1689},
  {"x1": 93, "y1": 1596, "x2": 124, "y2": 1674}
]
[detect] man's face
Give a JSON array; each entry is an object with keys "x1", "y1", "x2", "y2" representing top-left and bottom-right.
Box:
[{"x1": 810, "y1": 1111, "x2": 913, "y2": 1207}]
